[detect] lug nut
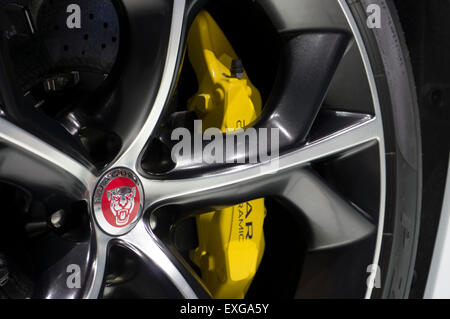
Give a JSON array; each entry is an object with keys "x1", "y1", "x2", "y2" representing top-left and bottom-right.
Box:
[{"x1": 50, "y1": 209, "x2": 66, "y2": 229}]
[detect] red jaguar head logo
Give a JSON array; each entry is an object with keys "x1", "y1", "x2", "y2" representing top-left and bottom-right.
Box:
[{"x1": 101, "y1": 176, "x2": 140, "y2": 227}]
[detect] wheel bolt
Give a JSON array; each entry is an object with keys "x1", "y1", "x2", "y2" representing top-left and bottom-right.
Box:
[{"x1": 50, "y1": 209, "x2": 66, "y2": 229}]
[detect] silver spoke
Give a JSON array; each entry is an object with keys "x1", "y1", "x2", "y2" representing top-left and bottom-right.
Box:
[
  {"x1": 141, "y1": 116, "x2": 381, "y2": 210},
  {"x1": 119, "y1": 221, "x2": 198, "y2": 298},
  {"x1": 83, "y1": 227, "x2": 111, "y2": 299},
  {"x1": 0, "y1": 117, "x2": 96, "y2": 190},
  {"x1": 113, "y1": 0, "x2": 186, "y2": 170}
]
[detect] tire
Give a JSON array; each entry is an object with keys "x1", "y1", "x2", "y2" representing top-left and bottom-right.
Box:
[{"x1": 346, "y1": 0, "x2": 422, "y2": 298}]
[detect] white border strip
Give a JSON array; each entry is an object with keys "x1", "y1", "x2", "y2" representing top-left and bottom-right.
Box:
[{"x1": 424, "y1": 156, "x2": 450, "y2": 298}]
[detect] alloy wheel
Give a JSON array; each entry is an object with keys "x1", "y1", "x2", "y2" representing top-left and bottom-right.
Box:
[{"x1": 0, "y1": 0, "x2": 421, "y2": 299}]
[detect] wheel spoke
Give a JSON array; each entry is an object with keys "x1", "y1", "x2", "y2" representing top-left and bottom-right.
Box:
[
  {"x1": 0, "y1": 117, "x2": 95, "y2": 197},
  {"x1": 83, "y1": 228, "x2": 110, "y2": 299},
  {"x1": 118, "y1": 221, "x2": 208, "y2": 298},
  {"x1": 112, "y1": 0, "x2": 186, "y2": 168},
  {"x1": 281, "y1": 169, "x2": 375, "y2": 251},
  {"x1": 257, "y1": 31, "x2": 351, "y2": 146},
  {"x1": 142, "y1": 114, "x2": 380, "y2": 211}
]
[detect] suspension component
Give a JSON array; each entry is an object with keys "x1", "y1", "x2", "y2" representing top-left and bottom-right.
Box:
[{"x1": 187, "y1": 10, "x2": 265, "y2": 299}]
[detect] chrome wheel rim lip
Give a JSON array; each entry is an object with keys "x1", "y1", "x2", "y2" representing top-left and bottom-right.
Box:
[{"x1": 337, "y1": 0, "x2": 387, "y2": 298}]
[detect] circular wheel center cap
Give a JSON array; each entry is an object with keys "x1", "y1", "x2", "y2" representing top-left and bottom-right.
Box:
[{"x1": 93, "y1": 168, "x2": 144, "y2": 236}]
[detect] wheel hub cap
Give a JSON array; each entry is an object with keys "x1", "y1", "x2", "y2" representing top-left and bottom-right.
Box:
[{"x1": 92, "y1": 168, "x2": 144, "y2": 236}]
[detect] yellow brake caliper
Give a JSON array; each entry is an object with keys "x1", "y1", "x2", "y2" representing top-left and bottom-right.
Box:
[{"x1": 187, "y1": 10, "x2": 265, "y2": 299}]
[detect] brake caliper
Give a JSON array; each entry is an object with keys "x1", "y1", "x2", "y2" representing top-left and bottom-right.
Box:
[{"x1": 187, "y1": 10, "x2": 265, "y2": 299}]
